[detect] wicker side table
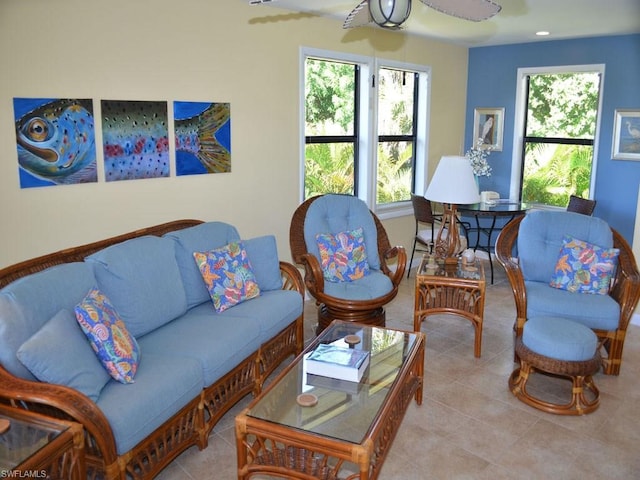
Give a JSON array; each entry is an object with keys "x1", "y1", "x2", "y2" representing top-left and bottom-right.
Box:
[
  {"x1": 0, "y1": 404, "x2": 85, "y2": 480},
  {"x1": 414, "y1": 255, "x2": 486, "y2": 357}
]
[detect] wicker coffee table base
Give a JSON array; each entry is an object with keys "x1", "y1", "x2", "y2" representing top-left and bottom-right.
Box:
[{"x1": 510, "y1": 340, "x2": 601, "y2": 415}]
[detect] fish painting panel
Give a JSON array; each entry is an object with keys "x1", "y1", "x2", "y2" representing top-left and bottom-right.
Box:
[
  {"x1": 13, "y1": 98, "x2": 97, "y2": 188},
  {"x1": 174, "y1": 101, "x2": 231, "y2": 175},
  {"x1": 101, "y1": 100, "x2": 170, "y2": 182}
]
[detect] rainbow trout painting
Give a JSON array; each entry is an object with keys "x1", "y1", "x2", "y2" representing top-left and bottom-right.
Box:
[
  {"x1": 101, "y1": 100, "x2": 170, "y2": 182},
  {"x1": 174, "y1": 101, "x2": 231, "y2": 175},
  {"x1": 14, "y1": 98, "x2": 97, "y2": 188}
]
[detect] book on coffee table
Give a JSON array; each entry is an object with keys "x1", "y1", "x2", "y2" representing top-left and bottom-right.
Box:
[
  {"x1": 305, "y1": 343, "x2": 370, "y2": 382},
  {"x1": 306, "y1": 373, "x2": 366, "y2": 395}
]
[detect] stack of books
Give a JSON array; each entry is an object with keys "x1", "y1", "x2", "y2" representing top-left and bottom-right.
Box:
[{"x1": 305, "y1": 343, "x2": 370, "y2": 383}]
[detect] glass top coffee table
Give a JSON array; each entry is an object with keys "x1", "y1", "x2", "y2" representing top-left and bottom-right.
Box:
[{"x1": 235, "y1": 320, "x2": 425, "y2": 480}]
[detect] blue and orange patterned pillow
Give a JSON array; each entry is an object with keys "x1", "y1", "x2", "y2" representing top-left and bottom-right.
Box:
[
  {"x1": 193, "y1": 241, "x2": 260, "y2": 313},
  {"x1": 315, "y1": 227, "x2": 370, "y2": 283},
  {"x1": 549, "y1": 235, "x2": 619, "y2": 295},
  {"x1": 75, "y1": 288, "x2": 140, "y2": 383}
]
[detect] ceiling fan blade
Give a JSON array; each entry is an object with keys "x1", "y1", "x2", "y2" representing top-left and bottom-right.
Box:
[
  {"x1": 420, "y1": 0, "x2": 501, "y2": 22},
  {"x1": 344, "y1": 0, "x2": 372, "y2": 29}
]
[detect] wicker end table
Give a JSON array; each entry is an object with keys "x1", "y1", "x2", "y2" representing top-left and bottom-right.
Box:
[
  {"x1": 414, "y1": 255, "x2": 486, "y2": 357},
  {"x1": 0, "y1": 404, "x2": 85, "y2": 480}
]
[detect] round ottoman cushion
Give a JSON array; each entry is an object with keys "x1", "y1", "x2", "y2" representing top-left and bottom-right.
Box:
[{"x1": 522, "y1": 316, "x2": 598, "y2": 362}]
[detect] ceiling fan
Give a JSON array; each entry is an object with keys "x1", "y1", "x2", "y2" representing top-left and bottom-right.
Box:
[{"x1": 344, "y1": 0, "x2": 502, "y2": 29}]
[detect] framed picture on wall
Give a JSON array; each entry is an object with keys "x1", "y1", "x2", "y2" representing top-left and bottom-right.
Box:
[
  {"x1": 473, "y1": 107, "x2": 504, "y2": 151},
  {"x1": 612, "y1": 109, "x2": 640, "y2": 160}
]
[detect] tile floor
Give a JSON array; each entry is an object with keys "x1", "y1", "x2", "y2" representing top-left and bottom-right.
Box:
[{"x1": 157, "y1": 260, "x2": 640, "y2": 479}]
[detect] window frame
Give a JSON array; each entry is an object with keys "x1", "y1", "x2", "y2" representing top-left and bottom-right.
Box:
[
  {"x1": 299, "y1": 47, "x2": 431, "y2": 219},
  {"x1": 510, "y1": 64, "x2": 605, "y2": 204}
]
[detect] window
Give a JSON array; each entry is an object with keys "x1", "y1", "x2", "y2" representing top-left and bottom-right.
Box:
[
  {"x1": 301, "y1": 48, "x2": 430, "y2": 215},
  {"x1": 512, "y1": 66, "x2": 603, "y2": 206}
]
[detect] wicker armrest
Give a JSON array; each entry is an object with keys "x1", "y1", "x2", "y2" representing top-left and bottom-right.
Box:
[
  {"x1": 0, "y1": 366, "x2": 118, "y2": 464},
  {"x1": 382, "y1": 245, "x2": 407, "y2": 287},
  {"x1": 299, "y1": 252, "x2": 325, "y2": 298},
  {"x1": 279, "y1": 261, "x2": 304, "y2": 296},
  {"x1": 611, "y1": 229, "x2": 640, "y2": 331}
]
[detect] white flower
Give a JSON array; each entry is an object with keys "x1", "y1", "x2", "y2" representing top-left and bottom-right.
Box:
[{"x1": 466, "y1": 138, "x2": 493, "y2": 177}]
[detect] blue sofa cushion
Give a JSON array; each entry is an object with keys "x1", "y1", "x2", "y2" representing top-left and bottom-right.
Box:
[
  {"x1": 304, "y1": 194, "x2": 381, "y2": 271},
  {"x1": 243, "y1": 235, "x2": 283, "y2": 292},
  {"x1": 138, "y1": 304, "x2": 263, "y2": 387},
  {"x1": 86, "y1": 236, "x2": 187, "y2": 337},
  {"x1": 526, "y1": 280, "x2": 620, "y2": 331},
  {"x1": 518, "y1": 210, "x2": 612, "y2": 284},
  {"x1": 0, "y1": 262, "x2": 96, "y2": 380},
  {"x1": 216, "y1": 290, "x2": 303, "y2": 340},
  {"x1": 17, "y1": 309, "x2": 111, "y2": 401},
  {"x1": 164, "y1": 222, "x2": 241, "y2": 308},
  {"x1": 523, "y1": 316, "x2": 598, "y2": 362},
  {"x1": 97, "y1": 353, "x2": 203, "y2": 455},
  {"x1": 323, "y1": 270, "x2": 393, "y2": 300}
]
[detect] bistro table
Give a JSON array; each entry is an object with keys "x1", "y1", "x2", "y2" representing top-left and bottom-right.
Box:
[{"x1": 458, "y1": 201, "x2": 529, "y2": 283}]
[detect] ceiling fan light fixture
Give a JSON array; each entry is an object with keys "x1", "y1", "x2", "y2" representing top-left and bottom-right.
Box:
[{"x1": 369, "y1": 0, "x2": 412, "y2": 29}]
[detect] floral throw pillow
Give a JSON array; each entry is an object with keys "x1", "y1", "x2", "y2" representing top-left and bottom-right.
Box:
[
  {"x1": 193, "y1": 241, "x2": 260, "y2": 313},
  {"x1": 74, "y1": 288, "x2": 140, "y2": 383},
  {"x1": 549, "y1": 235, "x2": 620, "y2": 295},
  {"x1": 316, "y1": 227, "x2": 370, "y2": 283}
]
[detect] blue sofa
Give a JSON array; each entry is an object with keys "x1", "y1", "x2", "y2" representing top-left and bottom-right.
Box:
[{"x1": 0, "y1": 220, "x2": 304, "y2": 480}]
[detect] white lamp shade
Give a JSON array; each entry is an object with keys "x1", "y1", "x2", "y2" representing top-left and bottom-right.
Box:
[
  {"x1": 369, "y1": 0, "x2": 412, "y2": 27},
  {"x1": 424, "y1": 155, "x2": 481, "y2": 205}
]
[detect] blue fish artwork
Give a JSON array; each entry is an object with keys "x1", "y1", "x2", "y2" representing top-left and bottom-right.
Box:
[
  {"x1": 174, "y1": 101, "x2": 231, "y2": 175},
  {"x1": 101, "y1": 100, "x2": 169, "y2": 182},
  {"x1": 14, "y1": 98, "x2": 97, "y2": 188}
]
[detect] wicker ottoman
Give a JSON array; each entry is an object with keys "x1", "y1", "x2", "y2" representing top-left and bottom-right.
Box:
[{"x1": 509, "y1": 316, "x2": 601, "y2": 415}]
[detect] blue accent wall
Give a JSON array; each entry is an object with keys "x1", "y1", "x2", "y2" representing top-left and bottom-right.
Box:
[{"x1": 465, "y1": 34, "x2": 640, "y2": 243}]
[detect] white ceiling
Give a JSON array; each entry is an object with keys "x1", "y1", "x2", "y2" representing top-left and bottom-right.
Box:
[{"x1": 246, "y1": 0, "x2": 640, "y2": 47}]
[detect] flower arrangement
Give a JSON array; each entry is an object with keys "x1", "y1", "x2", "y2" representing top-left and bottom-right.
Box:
[{"x1": 466, "y1": 138, "x2": 492, "y2": 177}]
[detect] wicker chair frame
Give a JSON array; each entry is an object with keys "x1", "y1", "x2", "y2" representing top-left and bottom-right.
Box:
[
  {"x1": 495, "y1": 215, "x2": 640, "y2": 376},
  {"x1": 0, "y1": 219, "x2": 305, "y2": 480},
  {"x1": 566, "y1": 195, "x2": 596, "y2": 215},
  {"x1": 290, "y1": 195, "x2": 407, "y2": 333}
]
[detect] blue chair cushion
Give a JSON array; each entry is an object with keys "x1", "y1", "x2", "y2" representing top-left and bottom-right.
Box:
[
  {"x1": 17, "y1": 309, "x2": 111, "y2": 401},
  {"x1": 97, "y1": 353, "x2": 203, "y2": 455},
  {"x1": 0, "y1": 262, "x2": 96, "y2": 380},
  {"x1": 303, "y1": 194, "x2": 381, "y2": 271},
  {"x1": 525, "y1": 280, "x2": 620, "y2": 331},
  {"x1": 518, "y1": 210, "x2": 613, "y2": 284},
  {"x1": 323, "y1": 270, "x2": 393, "y2": 301},
  {"x1": 86, "y1": 236, "x2": 188, "y2": 338},
  {"x1": 164, "y1": 222, "x2": 241, "y2": 309},
  {"x1": 523, "y1": 316, "x2": 598, "y2": 362}
]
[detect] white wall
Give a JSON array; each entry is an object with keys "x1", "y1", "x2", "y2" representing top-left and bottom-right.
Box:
[{"x1": 0, "y1": 0, "x2": 468, "y2": 268}]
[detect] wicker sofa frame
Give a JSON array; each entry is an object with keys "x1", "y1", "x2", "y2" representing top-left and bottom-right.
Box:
[
  {"x1": 495, "y1": 215, "x2": 640, "y2": 376},
  {"x1": 0, "y1": 219, "x2": 305, "y2": 480}
]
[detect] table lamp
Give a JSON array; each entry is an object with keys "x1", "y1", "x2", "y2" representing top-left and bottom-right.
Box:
[{"x1": 424, "y1": 155, "x2": 480, "y2": 264}]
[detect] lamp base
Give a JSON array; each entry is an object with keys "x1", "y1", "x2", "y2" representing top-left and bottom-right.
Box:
[{"x1": 444, "y1": 256, "x2": 459, "y2": 266}]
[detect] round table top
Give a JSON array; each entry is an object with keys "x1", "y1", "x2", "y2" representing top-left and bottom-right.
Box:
[{"x1": 458, "y1": 201, "x2": 529, "y2": 216}]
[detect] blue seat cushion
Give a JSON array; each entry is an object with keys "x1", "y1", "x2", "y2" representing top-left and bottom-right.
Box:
[
  {"x1": 97, "y1": 353, "x2": 203, "y2": 455},
  {"x1": 525, "y1": 280, "x2": 620, "y2": 331},
  {"x1": 218, "y1": 290, "x2": 303, "y2": 340},
  {"x1": 86, "y1": 236, "x2": 188, "y2": 337},
  {"x1": 518, "y1": 210, "x2": 613, "y2": 284},
  {"x1": 303, "y1": 194, "x2": 381, "y2": 271},
  {"x1": 137, "y1": 305, "x2": 263, "y2": 387},
  {"x1": 523, "y1": 316, "x2": 598, "y2": 362},
  {"x1": 164, "y1": 222, "x2": 241, "y2": 309},
  {"x1": 323, "y1": 270, "x2": 393, "y2": 301}
]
